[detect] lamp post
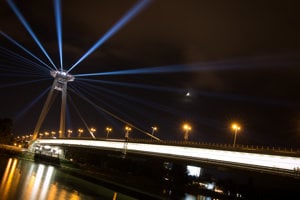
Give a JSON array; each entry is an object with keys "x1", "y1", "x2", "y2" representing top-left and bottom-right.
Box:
[
  {"x1": 44, "y1": 131, "x2": 49, "y2": 138},
  {"x1": 51, "y1": 131, "x2": 56, "y2": 138},
  {"x1": 90, "y1": 127, "x2": 96, "y2": 139},
  {"x1": 182, "y1": 123, "x2": 192, "y2": 141},
  {"x1": 78, "y1": 128, "x2": 83, "y2": 137},
  {"x1": 151, "y1": 126, "x2": 157, "y2": 137},
  {"x1": 58, "y1": 130, "x2": 62, "y2": 138},
  {"x1": 106, "y1": 127, "x2": 112, "y2": 138},
  {"x1": 231, "y1": 123, "x2": 241, "y2": 147},
  {"x1": 125, "y1": 126, "x2": 132, "y2": 141},
  {"x1": 67, "y1": 129, "x2": 72, "y2": 137}
]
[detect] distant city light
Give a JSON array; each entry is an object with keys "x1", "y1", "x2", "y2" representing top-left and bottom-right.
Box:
[{"x1": 187, "y1": 165, "x2": 201, "y2": 177}]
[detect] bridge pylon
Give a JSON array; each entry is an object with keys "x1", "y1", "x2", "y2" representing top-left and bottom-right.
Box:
[{"x1": 32, "y1": 70, "x2": 74, "y2": 140}]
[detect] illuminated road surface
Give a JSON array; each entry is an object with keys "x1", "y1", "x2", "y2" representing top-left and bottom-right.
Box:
[{"x1": 33, "y1": 139, "x2": 300, "y2": 174}]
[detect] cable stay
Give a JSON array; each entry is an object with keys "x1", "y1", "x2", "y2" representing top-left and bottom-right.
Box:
[
  {"x1": 69, "y1": 86, "x2": 161, "y2": 141},
  {"x1": 67, "y1": 94, "x2": 96, "y2": 139}
]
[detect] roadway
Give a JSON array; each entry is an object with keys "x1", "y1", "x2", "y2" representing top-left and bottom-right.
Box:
[{"x1": 31, "y1": 138, "x2": 300, "y2": 177}]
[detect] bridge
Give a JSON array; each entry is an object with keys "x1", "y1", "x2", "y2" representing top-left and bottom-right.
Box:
[
  {"x1": 4, "y1": 0, "x2": 300, "y2": 184},
  {"x1": 30, "y1": 138, "x2": 300, "y2": 177}
]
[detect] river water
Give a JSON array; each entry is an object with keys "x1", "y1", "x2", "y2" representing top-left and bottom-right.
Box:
[
  {"x1": 0, "y1": 156, "x2": 140, "y2": 200},
  {"x1": 0, "y1": 156, "x2": 212, "y2": 200},
  {"x1": 2, "y1": 154, "x2": 298, "y2": 200}
]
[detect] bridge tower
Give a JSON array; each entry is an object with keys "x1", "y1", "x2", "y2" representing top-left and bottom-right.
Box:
[{"x1": 32, "y1": 70, "x2": 74, "y2": 140}]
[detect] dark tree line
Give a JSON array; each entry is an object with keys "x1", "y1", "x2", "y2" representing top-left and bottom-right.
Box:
[{"x1": 0, "y1": 118, "x2": 13, "y2": 144}]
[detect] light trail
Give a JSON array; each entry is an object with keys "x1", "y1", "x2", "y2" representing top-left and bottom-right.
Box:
[
  {"x1": 6, "y1": 0, "x2": 57, "y2": 70},
  {"x1": 14, "y1": 86, "x2": 51, "y2": 121},
  {"x1": 54, "y1": 0, "x2": 63, "y2": 70},
  {"x1": 34, "y1": 139, "x2": 300, "y2": 172},
  {"x1": 67, "y1": 0, "x2": 151, "y2": 73},
  {"x1": 1, "y1": 31, "x2": 53, "y2": 71}
]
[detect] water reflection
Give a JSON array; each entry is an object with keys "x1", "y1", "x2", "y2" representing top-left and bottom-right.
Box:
[{"x1": 0, "y1": 157, "x2": 135, "y2": 200}]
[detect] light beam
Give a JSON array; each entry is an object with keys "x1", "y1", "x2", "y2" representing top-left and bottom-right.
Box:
[
  {"x1": 69, "y1": 85, "x2": 160, "y2": 140},
  {"x1": 74, "y1": 54, "x2": 300, "y2": 76},
  {"x1": 76, "y1": 80, "x2": 179, "y2": 115},
  {"x1": 0, "y1": 47, "x2": 50, "y2": 74},
  {"x1": 1, "y1": 31, "x2": 52, "y2": 71},
  {"x1": 54, "y1": 0, "x2": 63, "y2": 70},
  {"x1": 6, "y1": 0, "x2": 57, "y2": 70},
  {"x1": 67, "y1": 0, "x2": 151, "y2": 73},
  {"x1": 76, "y1": 77, "x2": 183, "y2": 93},
  {"x1": 15, "y1": 86, "x2": 51, "y2": 121},
  {"x1": 0, "y1": 78, "x2": 50, "y2": 89}
]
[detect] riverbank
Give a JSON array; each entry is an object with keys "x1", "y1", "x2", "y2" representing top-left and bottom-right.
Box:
[{"x1": 0, "y1": 144, "x2": 27, "y2": 157}]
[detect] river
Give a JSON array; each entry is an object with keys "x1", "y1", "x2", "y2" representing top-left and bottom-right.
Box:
[
  {"x1": 0, "y1": 156, "x2": 143, "y2": 200},
  {"x1": 1, "y1": 152, "x2": 299, "y2": 200},
  {"x1": 0, "y1": 156, "x2": 212, "y2": 200}
]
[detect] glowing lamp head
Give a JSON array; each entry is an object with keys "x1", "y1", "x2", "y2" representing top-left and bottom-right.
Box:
[
  {"x1": 90, "y1": 128, "x2": 96, "y2": 132},
  {"x1": 183, "y1": 123, "x2": 192, "y2": 131},
  {"x1": 125, "y1": 126, "x2": 132, "y2": 131},
  {"x1": 152, "y1": 126, "x2": 157, "y2": 131},
  {"x1": 231, "y1": 123, "x2": 241, "y2": 131}
]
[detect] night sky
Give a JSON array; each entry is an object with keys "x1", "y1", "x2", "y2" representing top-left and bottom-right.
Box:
[{"x1": 1, "y1": 0, "x2": 300, "y2": 147}]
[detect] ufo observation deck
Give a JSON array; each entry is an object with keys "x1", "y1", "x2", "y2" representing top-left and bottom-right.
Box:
[{"x1": 50, "y1": 70, "x2": 75, "y2": 91}]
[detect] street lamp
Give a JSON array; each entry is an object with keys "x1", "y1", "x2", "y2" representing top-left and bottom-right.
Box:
[
  {"x1": 51, "y1": 131, "x2": 56, "y2": 138},
  {"x1": 59, "y1": 130, "x2": 62, "y2": 138},
  {"x1": 106, "y1": 127, "x2": 112, "y2": 138},
  {"x1": 44, "y1": 131, "x2": 49, "y2": 137},
  {"x1": 151, "y1": 126, "x2": 157, "y2": 137},
  {"x1": 125, "y1": 126, "x2": 132, "y2": 141},
  {"x1": 67, "y1": 129, "x2": 73, "y2": 137},
  {"x1": 78, "y1": 128, "x2": 83, "y2": 137},
  {"x1": 231, "y1": 123, "x2": 241, "y2": 147},
  {"x1": 90, "y1": 127, "x2": 96, "y2": 139},
  {"x1": 182, "y1": 123, "x2": 192, "y2": 141}
]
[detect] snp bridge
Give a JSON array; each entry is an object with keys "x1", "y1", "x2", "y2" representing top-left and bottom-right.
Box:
[{"x1": 31, "y1": 138, "x2": 300, "y2": 177}]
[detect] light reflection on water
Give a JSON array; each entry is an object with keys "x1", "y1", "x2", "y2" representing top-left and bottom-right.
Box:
[{"x1": 0, "y1": 157, "x2": 136, "y2": 200}]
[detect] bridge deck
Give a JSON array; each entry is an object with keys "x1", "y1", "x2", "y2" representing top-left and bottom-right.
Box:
[{"x1": 31, "y1": 138, "x2": 300, "y2": 176}]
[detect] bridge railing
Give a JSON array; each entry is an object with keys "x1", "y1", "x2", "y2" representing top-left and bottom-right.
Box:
[{"x1": 124, "y1": 138, "x2": 300, "y2": 156}]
